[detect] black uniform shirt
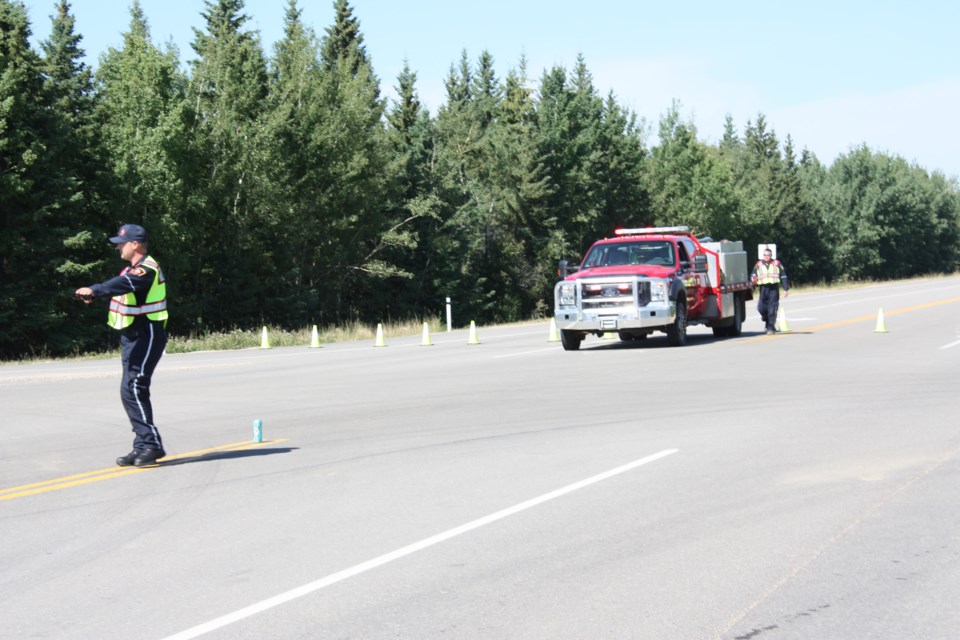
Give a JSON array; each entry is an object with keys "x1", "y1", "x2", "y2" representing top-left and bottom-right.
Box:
[{"x1": 90, "y1": 256, "x2": 158, "y2": 301}]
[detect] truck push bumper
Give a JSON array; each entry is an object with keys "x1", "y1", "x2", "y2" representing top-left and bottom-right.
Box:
[{"x1": 553, "y1": 303, "x2": 676, "y2": 332}]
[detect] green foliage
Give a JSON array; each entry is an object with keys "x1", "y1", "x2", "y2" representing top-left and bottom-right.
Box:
[
  {"x1": 647, "y1": 103, "x2": 737, "y2": 240},
  {"x1": 824, "y1": 146, "x2": 960, "y2": 280},
  {"x1": 0, "y1": 0, "x2": 101, "y2": 357},
  {"x1": 2, "y1": 1, "x2": 958, "y2": 359}
]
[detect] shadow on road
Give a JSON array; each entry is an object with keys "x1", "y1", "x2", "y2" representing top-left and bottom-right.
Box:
[
  {"x1": 159, "y1": 446, "x2": 298, "y2": 467},
  {"x1": 581, "y1": 328, "x2": 815, "y2": 350}
]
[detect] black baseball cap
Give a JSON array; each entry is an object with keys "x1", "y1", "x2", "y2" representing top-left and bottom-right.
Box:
[{"x1": 109, "y1": 224, "x2": 148, "y2": 244}]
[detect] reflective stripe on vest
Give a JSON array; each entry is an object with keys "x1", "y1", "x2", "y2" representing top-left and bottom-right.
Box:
[
  {"x1": 107, "y1": 256, "x2": 168, "y2": 330},
  {"x1": 755, "y1": 261, "x2": 782, "y2": 285}
]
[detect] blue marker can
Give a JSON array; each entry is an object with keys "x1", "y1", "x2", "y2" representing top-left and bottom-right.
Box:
[{"x1": 253, "y1": 419, "x2": 263, "y2": 443}]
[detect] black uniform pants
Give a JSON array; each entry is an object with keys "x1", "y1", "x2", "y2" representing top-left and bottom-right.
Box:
[
  {"x1": 756, "y1": 285, "x2": 780, "y2": 331},
  {"x1": 120, "y1": 320, "x2": 167, "y2": 451}
]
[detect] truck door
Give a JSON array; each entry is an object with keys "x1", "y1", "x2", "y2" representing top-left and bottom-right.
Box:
[{"x1": 677, "y1": 241, "x2": 703, "y2": 316}]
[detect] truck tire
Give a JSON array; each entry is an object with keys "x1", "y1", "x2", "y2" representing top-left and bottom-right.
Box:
[
  {"x1": 560, "y1": 330, "x2": 582, "y2": 351},
  {"x1": 730, "y1": 295, "x2": 744, "y2": 337},
  {"x1": 713, "y1": 295, "x2": 743, "y2": 338},
  {"x1": 666, "y1": 297, "x2": 688, "y2": 346}
]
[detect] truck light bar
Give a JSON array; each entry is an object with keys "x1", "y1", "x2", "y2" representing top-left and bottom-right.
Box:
[{"x1": 614, "y1": 226, "x2": 690, "y2": 236}]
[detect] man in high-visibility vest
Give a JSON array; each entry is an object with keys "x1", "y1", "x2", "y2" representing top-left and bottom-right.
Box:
[
  {"x1": 751, "y1": 247, "x2": 789, "y2": 335},
  {"x1": 75, "y1": 224, "x2": 169, "y2": 467}
]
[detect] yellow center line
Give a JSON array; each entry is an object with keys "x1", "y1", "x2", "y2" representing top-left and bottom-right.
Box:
[
  {"x1": 0, "y1": 438, "x2": 289, "y2": 502},
  {"x1": 741, "y1": 296, "x2": 960, "y2": 344}
]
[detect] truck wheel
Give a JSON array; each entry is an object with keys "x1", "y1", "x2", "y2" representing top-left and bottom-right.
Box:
[
  {"x1": 711, "y1": 295, "x2": 744, "y2": 338},
  {"x1": 560, "y1": 330, "x2": 582, "y2": 351},
  {"x1": 729, "y1": 295, "x2": 743, "y2": 337},
  {"x1": 666, "y1": 298, "x2": 688, "y2": 346},
  {"x1": 712, "y1": 325, "x2": 730, "y2": 338}
]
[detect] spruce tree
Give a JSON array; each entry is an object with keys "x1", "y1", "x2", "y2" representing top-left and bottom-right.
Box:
[
  {"x1": 186, "y1": 0, "x2": 269, "y2": 327},
  {"x1": 494, "y1": 61, "x2": 555, "y2": 317},
  {"x1": 646, "y1": 103, "x2": 737, "y2": 239},
  {"x1": 772, "y1": 135, "x2": 830, "y2": 282},
  {"x1": 383, "y1": 60, "x2": 441, "y2": 316},
  {"x1": 535, "y1": 60, "x2": 605, "y2": 256},
  {"x1": 320, "y1": 0, "x2": 369, "y2": 76},
  {"x1": 39, "y1": 0, "x2": 109, "y2": 353},
  {"x1": 307, "y1": 0, "x2": 396, "y2": 321},
  {"x1": 595, "y1": 92, "x2": 649, "y2": 233},
  {"x1": 1, "y1": 0, "x2": 55, "y2": 357},
  {"x1": 95, "y1": 1, "x2": 191, "y2": 326}
]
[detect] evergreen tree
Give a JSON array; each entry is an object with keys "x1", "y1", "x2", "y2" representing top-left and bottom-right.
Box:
[
  {"x1": 646, "y1": 103, "x2": 737, "y2": 240},
  {"x1": 926, "y1": 171, "x2": 960, "y2": 273},
  {"x1": 38, "y1": 0, "x2": 109, "y2": 353},
  {"x1": 186, "y1": 0, "x2": 269, "y2": 328},
  {"x1": 432, "y1": 50, "x2": 498, "y2": 321},
  {"x1": 772, "y1": 135, "x2": 830, "y2": 282},
  {"x1": 721, "y1": 113, "x2": 829, "y2": 280},
  {"x1": 496, "y1": 60, "x2": 555, "y2": 316},
  {"x1": 826, "y1": 147, "x2": 960, "y2": 280},
  {"x1": 384, "y1": 60, "x2": 441, "y2": 316},
  {"x1": 260, "y1": 0, "x2": 400, "y2": 325},
  {"x1": 443, "y1": 50, "x2": 472, "y2": 110},
  {"x1": 736, "y1": 114, "x2": 781, "y2": 237},
  {"x1": 306, "y1": 0, "x2": 396, "y2": 321},
  {"x1": 255, "y1": 0, "x2": 322, "y2": 324},
  {"x1": 469, "y1": 54, "x2": 551, "y2": 320},
  {"x1": 824, "y1": 146, "x2": 898, "y2": 279},
  {"x1": 432, "y1": 51, "x2": 554, "y2": 322},
  {"x1": 320, "y1": 0, "x2": 369, "y2": 76},
  {"x1": 595, "y1": 92, "x2": 649, "y2": 234},
  {"x1": 719, "y1": 113, "x2": 739, "y2": 153},
  {"x1": 0, "y1": 0, "x2": 59, "y2": 357},
  {"x1": 95, "y1": 1, "x2": 191, "y2": 325},
  {"x1": 535, "y1": 60, "x2": 601, "y2": 257}
]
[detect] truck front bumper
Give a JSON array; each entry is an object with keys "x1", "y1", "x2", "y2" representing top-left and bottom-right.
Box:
[{"x1": 553, "y1": 302, "x2": 676, "y2": 332}]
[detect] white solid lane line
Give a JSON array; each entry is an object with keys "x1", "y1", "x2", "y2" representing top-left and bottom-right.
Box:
[{"x1": 161, "y1": 448, "x2": 679, "y2": 640}]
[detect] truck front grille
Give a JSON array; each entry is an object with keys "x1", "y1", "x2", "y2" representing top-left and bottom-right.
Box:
[{"x1": 580, "y1": 280, "x2": 650, "y2": 309}]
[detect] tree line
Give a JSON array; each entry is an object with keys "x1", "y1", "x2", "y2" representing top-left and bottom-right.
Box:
[{"x1": 2, "y1": 0, "x2": 958, "y2": 359}]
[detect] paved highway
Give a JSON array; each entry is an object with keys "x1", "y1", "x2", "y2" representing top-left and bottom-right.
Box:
[{"x1": 2, "y1": 277, "x2": 959, "y2": 639}]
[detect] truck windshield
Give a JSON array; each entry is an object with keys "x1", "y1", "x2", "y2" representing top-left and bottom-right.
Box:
[{"x1": 582, "y1": 241, "x2": 675, "y2": 267}]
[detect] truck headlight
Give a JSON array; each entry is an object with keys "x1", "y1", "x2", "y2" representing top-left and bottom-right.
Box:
[
  {"x1": 650, "y1": 281, "x2": 666, "y2": 302},
  {"x1": 559, "y1": 283, "x2": 575, "y2": 306}
]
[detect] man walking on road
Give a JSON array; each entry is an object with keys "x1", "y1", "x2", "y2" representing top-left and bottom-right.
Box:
[
  {"x1": 75, "y1": 224, "x2": 169, "y2": 467},
  {"x1": 751, "y1": 246, "x2": 789, "y2": 335}
]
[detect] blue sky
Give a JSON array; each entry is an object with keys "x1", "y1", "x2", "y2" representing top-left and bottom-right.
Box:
[{"x1": 22, "y1": 0, "x2": 960, "y2": 178}]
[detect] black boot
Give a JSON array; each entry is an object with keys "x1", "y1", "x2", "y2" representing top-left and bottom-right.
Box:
[
  {"x1": 133, "y1": 448, "x2": 166, "y2": 467},
  {"x1": 116, "y1": 450, "x2": 139, "y2": 466}
]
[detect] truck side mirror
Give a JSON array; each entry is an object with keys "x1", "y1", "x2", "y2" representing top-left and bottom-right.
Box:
[
  {"x1": 558, "y1": 259, "x2": 579, "y2": 279},
  {"x1": 693, "y1": 254, "x2": 708, "y2": 273}
]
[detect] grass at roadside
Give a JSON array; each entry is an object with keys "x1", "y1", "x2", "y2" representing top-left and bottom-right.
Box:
[
  {"x1": 789, "y1": 272, "x2": 958, "y2": 295},
  {"x1": 166, "y1": 318, "x2": 444, "y2": 354},
  {"x1": 2, "y1": 318, "x2": 451, "y2": 364}
]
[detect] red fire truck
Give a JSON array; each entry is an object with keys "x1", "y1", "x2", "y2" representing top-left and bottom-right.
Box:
[{"x1": 553, "y1": 226, "x2": 753, "y2": 350}]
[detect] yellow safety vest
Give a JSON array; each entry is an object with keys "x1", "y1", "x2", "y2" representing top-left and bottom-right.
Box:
[
  {"x1": 107, "y1": 256, "x2": 168, "y2": 330},
  {"x1": 754, "y1": 260, "x2": 783, "y2": 286}
]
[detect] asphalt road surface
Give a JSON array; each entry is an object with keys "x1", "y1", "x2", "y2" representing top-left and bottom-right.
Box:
[{"x1": 3, "y1": 277, "x2": 959, "y2": 640}]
